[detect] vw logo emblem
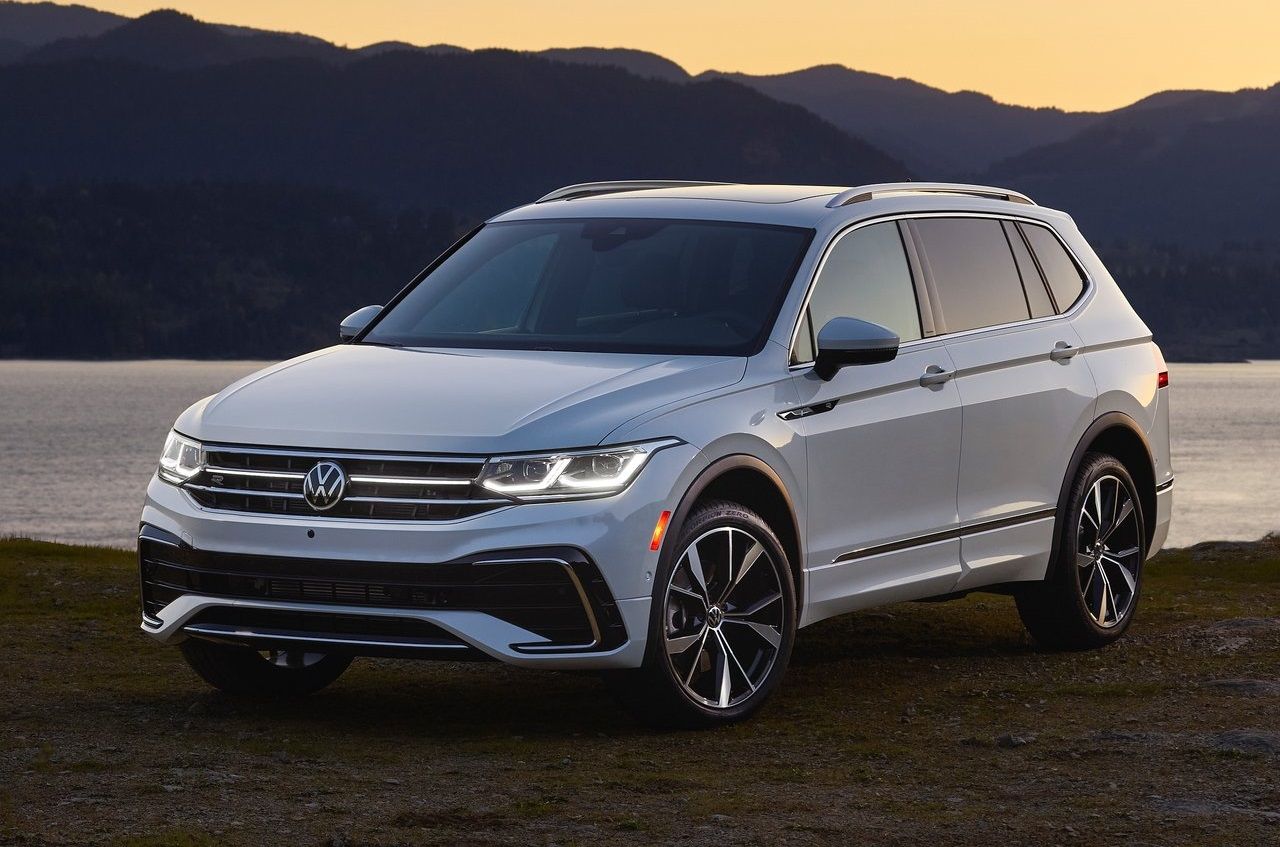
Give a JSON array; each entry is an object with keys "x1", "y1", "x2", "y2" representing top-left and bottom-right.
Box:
[{"x1": 302, "y1": 460, "x2": 347, "y2": 511}]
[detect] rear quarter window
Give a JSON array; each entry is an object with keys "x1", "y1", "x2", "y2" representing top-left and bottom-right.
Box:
[{"x1": 1021, "y1": 223, "x2": 1086, "y2": 312}]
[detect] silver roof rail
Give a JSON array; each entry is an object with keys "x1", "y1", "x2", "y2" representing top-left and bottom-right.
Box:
[
  {"x1": 826, "y1": 182, "x2": 1035, "y2": 208},
  {"x1": 536, "y1": 180, "x2": 735, "y2": 203}
]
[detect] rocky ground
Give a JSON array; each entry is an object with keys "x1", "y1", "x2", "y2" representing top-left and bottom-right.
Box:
[{"x1": 1, "y1": 536, "x2": 1277, "y2": 846}]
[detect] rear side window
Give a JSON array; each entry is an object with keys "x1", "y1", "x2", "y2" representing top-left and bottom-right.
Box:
[
  {"x1": 1021, "y1": 223, "x2": 1086, "y2": 311},
  {"x1": 914, "y1": 218, "x2": 1030, "y2": 333},
  {"x1": 1003, "y1": 221, "x2": 1055, "y2": 318},
  {"x1": 803, "y1": 221, "x2": 922, "y2": 356}
]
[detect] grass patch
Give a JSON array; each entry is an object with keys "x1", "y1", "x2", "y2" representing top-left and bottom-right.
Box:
[{"x1": 2, "y1": 536, "x2": 1278, "y2": 846}]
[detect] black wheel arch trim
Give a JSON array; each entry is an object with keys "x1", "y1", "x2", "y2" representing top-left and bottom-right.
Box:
[
  {"x1": 660, "y1": 454, "x2": 803, "y2": 614},
  {"x1": 1049, "y1": 412, "x2": 1156, "y2": 579}
]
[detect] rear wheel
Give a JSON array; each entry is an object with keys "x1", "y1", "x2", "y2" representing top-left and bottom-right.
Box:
[
  {"x1": 179, "y1": 638, "x2": 352, "y2": 697},
  {"x1": 1016, "y1": 453, "x2": 1146, "y2": 650},
  {"x1": 608, "y1": 500, "x2": 796, "y2": 727}
]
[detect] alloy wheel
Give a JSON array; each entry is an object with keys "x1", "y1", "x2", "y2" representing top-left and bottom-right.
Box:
[
  {"x1": 662, "y1": 526, "x2": 785, "y2": 709},
  {"x1": 1076, "y1": 474, "x2": 1142, "y2": 628}
]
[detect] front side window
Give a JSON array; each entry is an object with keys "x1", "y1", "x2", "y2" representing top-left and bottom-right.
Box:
[
  {"x1": 914, "y1": 218, "x2": 1030, "y2": 333},
  {"x1": 797, "y1": 221, "x2": 922, "y2": 362},
  {"x1": 364, "y1": 218, "x2": 813, "y2": 356}
]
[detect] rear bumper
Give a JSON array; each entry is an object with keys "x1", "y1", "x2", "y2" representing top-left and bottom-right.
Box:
[
  {"x1": 138, "y1": 525, "x2": 651, "y2": 669},
  {"x1": 1149, "y1": 477, "x2": 1173, "y2": 558}
]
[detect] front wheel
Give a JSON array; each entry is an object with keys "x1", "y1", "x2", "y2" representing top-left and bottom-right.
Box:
[
  {"x1": 1016, "y1": 452, "x2": 1147, "y2": 650},
  {"x1": 607, "y1": 500, "x2": 797, "y2": 728},
  {"x1": 179, "y1": 638, "x2": 352, "y2": 697}
]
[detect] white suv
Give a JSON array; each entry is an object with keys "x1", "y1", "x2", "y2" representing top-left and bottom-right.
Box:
[{"x1": 139, "y1": 181, "x2": 1173, "y2": 726}]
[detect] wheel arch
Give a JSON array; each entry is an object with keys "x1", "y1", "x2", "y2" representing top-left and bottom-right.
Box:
[
  {"x1": 663, "y1": 455, "x2": 804, "y2": 617},
  {"x1": 1051, "y1": 412, "x2": 1157, "y2": 577}
]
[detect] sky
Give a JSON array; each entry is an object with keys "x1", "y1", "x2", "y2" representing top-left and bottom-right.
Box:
[{"x1": 79, "y1": 0, "x2": 1280, "y2": 112}]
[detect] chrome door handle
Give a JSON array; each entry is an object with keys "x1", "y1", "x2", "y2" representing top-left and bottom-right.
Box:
[
  {"x1": 919, "y1": 365, "x2": 955, "y2": 387},
  {"x1": 1049, "y1": 341, "x2": 1080, "y2": 361}
]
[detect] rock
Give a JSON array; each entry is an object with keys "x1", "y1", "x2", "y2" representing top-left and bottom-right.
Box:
[
  {"x1": 1204, "y1": 679, "x2": 1280, "y2": 696},
  {"x1": 996, "y1": 733, "x2": 1036, "y2": 748},
  {"x1": 1211, "y1": 730, "x2": 1280, "y2": 755}
]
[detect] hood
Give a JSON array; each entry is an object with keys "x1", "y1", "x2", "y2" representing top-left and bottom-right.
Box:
[{"x1": 175, "y1": 344, "x2": 745, "y2": 454}]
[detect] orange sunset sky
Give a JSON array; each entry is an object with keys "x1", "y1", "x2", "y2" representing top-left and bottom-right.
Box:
[{"x1": 72, "y1": 0, "x2": 1280, "y2": 111}]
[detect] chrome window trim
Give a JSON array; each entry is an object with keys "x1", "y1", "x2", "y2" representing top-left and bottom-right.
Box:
[{"x1": 785, "y1": 211, "x2": 1097, "y2": 368}]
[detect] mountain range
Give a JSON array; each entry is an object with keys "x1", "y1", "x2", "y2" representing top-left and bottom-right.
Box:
[{"x1": 0, "y1": 2, "x2": 1277, "y2": 360}]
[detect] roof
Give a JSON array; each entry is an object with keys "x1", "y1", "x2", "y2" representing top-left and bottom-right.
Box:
[{"x1": 491, "y1": 181, "x2": 1048, "y2": 229}]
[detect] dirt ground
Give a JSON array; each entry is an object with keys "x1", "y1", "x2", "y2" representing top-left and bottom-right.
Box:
[{"x1": 1, "y1": 536, "x2": 1277, "y2": 846}]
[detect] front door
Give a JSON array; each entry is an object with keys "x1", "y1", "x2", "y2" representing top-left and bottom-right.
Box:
[{"x1": 786, "y1": 221, "x2": 963, "y2": 624}]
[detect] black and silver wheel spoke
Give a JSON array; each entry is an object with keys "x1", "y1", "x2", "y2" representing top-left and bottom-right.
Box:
[
  {"x1": 663, "y1": 526, "x2": 784, "y2": 709},
  {"x1": 1076, "y1": 474, "x2": 1141, "y2": 629}
]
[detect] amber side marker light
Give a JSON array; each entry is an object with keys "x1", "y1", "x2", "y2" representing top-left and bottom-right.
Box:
[
  {"x1": 650, "y1": 510, "x2": 672, "y2": 551},
  {"x1": 1157, "y1": 371, "x2": 1169, "y2": 389}
]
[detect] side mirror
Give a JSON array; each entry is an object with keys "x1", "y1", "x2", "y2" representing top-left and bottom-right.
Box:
[
  {"x1": 813, "y1": 317, "x2": 899, "y2": 380},
  {"x1": 339, "y1": 305, "x2": 382, "y2": 341}
]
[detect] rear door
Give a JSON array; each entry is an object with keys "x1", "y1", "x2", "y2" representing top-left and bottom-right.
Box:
[
  {"x1": 908, "y1": 216, "x2": 1097, "y2": 589},
  {"x1": 788, "y1": 220, "x2": 963, "y2": 623}
]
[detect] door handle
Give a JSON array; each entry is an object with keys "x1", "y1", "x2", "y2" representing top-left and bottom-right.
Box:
[
  {"x1": 1049, "y1": 341, "x2": 1080, "y2": 362},
  {"x1": 919, "y1": 365, "x2": 955, "y2": 387}
]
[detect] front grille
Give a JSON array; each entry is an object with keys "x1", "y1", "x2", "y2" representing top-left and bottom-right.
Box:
[
  {"x1": 139, "y1": 535, "x2": 627, "y2": 652},
  {"x1": 183, "y1": 444, "x2": 507, "y2": 521}
]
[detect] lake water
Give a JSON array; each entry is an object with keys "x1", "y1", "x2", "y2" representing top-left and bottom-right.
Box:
[{"x1": 1, "y1": 359, "x2": 1277, "y2": 549}]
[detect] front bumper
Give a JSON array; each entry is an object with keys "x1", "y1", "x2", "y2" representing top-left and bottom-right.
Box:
[{"x1": 138, "y1": 442, "x2": 705, "y2": 669}]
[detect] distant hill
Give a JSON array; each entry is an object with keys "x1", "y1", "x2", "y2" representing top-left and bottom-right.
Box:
[
  {"x1": 0, "y1": 46, "x2": 909, "y2": 214},
  {"x1": 537, "y1": 47, "x2": 688, "y2": 82},
  {"x1": 698, "y1": 65, "x2": 1097, "y2": 175},
  {"x1": 21, "y1": 9, "x2": 344, "y2": 67},
  {"x1": 11, "y1": 7, "x2": 693, "y2": 82},
  {"x1": 0, "y1": 1, "x2": 123, "y2": 47},
  {"x1": 987, "y1": 83, "x2": 1280, "y2": 244}
]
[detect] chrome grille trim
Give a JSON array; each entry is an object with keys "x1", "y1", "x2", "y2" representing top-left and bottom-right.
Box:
[
  {"x1": 204, "y1": 466, "x2": 305, "y2": 480},
  {"x1": 187, "y1": 483, "x2": 305, "y2": 499},
  {"x1": 348, "y1": 475, "x2": 471, "y2": 486},
  {"x1": 184, "y1": 443, "x2": 504, "y2": 521},
  {"x1": 201, "y1": 443, "x2": 482, "y2": 463},
  {"x1": 344, "y1": 496, "x2": 508, "y2": 505}
]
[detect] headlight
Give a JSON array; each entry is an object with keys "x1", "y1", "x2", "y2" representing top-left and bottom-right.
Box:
[
  {"x1": 478, "y1": 439, "x2": 679, "y2": 500},
  {"x1": 158, "y1": 430, "x2": 204, "y2": 484}
]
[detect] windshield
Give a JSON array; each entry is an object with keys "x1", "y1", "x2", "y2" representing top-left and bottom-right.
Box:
[{"x1": 363, "y1": 218, "x2": 814, "y2": 355}]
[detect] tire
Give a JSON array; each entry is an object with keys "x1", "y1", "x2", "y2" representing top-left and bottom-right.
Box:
[
  {"x1": 607, "y1": 500, "x2": 797, "y2": 728},
  {"x1": 1016, "y1": 452, "x2": 1147, "y2": 650},
  {"x1": 179, "y1": 638, "x2": 352, "y2": 697}
]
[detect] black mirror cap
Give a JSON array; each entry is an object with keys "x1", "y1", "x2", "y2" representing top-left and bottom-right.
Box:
[
  {"x1": 339, "y1": 304, "x2": 383, "y2": 342},
  {"x1": 813, "y1": 317, "x2": 900, "y2": 380}
]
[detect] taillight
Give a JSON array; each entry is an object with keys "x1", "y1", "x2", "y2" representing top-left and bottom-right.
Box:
[{"x1": 1157, "y1": 371, "x2": 1169, "y2": 389}]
